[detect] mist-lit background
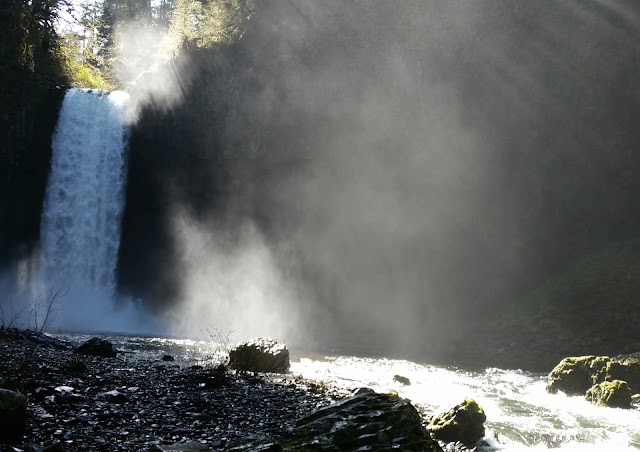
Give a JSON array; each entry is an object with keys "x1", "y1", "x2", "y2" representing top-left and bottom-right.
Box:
[
  {"x1": 116, "y1": 0, "x2": 640, "y2": 356},
  {"x1": 1, "y1": 0, "x2": 639, "y2": 362}
]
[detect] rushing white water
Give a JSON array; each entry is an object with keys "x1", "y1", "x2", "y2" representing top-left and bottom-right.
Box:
[
  {"x1": 64, "y1": 332, "x2": 640, "y2": 450},
  {"x1": 39, "y1": 89, "x2": 132, "y2": 329},
  {"x1": 289, "y1": 355, "x2": 640, "y2": 451}
]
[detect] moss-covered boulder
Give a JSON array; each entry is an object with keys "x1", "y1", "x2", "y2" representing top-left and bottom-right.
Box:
[
  {"x1": 230, "y1": 388, "x2": 442, "y2": 451},
  {"x1": 228, "y1": 338, "x2": 290, "y2": 373},
  {"x1": 427, "y1": 398, "x2": 486, "y2": 446},
  {"x1": 595, "y1": 359, "x2": 640, "y2": 394},
  {"x1": 0, "y1": 388, "x2": 27, "y2": 441},
  {"x1": 586, "y1": 380, "x2": 632, "y2": 408},
  {"x1": 547, "y1": 355, "x2": 640, "y2": 400},
  {"x1": 546, "y1": 356, "x2": 611, "y2": 395}
]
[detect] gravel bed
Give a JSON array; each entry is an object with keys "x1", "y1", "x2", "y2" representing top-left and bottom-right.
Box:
[{"x1": 0, "y1": 332, "x2": 342, "y2": 451}]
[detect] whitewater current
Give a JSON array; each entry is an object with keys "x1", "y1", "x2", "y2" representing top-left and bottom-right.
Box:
[
  {"x1": 291, "y1": 355, "x2": 640, "y2": 451},
  {"x1": 68, "y1": 334, "x2": 640, "y2": 451}
]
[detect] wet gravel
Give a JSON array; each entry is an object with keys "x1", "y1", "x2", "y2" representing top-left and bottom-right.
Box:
[{"x1": 0, "y1": 332, "x2": 342, "y2": 451}]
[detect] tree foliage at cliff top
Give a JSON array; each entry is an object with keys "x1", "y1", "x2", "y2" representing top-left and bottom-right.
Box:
[
  {"x1": 60, "y1": 0, "x2": 257, "y2": 89},
  {"x1": 0, "y1": 0, "x2": 69, "y2": 89},
  {"x1": 1, "y1": 0, "x2": 257, "y2": 91}
]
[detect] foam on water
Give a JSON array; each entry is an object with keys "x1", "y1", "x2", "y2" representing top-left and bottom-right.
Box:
[
  {"x1": 290, "y1": 355, "x2": 640, "y2": 450},
  {"x1": 54, "y1": 332, "x2": 640, "y2": 450}
]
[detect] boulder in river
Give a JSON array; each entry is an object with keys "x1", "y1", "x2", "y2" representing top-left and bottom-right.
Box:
[
  {"x1": 547, "y1": 355, "x2": 640, "y2": 398},
  {"x1": 228, "y1": 338, "x2": 289, "y2": 373},
  {"x1": 546, "y1": 356, "x2": 611, "y2": 395},
  {"x1": 0, "y1": 388, "x2": 28, "y2": 441},
  {"x1": 74, "y1": 337, "x2": 118, "y2": 358},
  {"x1": 594, "y1": 359, "x2": 640, "y2": 394},
  {"x1": 427, "y1": 398, "x2": 487, "y2": 447},
  {"x1": 586, "y1": 380, "x2": 632, "y2": 408}
]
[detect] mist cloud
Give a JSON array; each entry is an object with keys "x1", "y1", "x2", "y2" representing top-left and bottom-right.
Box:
[{"x1": 119, "y1": 0, "x2": 640, "y2": 357}]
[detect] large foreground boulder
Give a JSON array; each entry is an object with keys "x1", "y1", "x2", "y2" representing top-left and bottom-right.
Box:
[
  {"x1": 74, "y1": 337, "x2": 118, "y2": 358},
  {"x1": 546, "y1": 356, "x2": 611, "y2": 395},
  {"x1": 0, "y1": 388, "x2": 27, "y2": 441},
  {"x1": 427, "y1": 398, "x2": 487, "y2": 447},
  {"x1": 586, "y1": 380, "x2": 632, "y2": 408},
  {"x1": 230, "y1": 388, "x2": 442, "y2": 451},
  {"x1": 228, "y1": 338, "x2": 289, "y2": 373}
]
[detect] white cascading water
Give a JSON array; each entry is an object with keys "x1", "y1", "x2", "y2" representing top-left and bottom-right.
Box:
[{"x1": 40, "y1": 88, "x2": 131, "y2": 329}]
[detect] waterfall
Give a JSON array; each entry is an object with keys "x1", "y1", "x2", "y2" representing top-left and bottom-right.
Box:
[{"x1": 41, "y1": 89, "x2": 129, "y2": 300}]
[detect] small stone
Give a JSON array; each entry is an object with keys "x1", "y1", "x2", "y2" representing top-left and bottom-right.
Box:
[
  {"x1": 54, "y1": 386, "x2": 74, "y2": 393},
  {"x1": 97, "y1": 390, "x2": 128, "y2": 404},
  {"x1": 393, "y1": 375, "x2": 411, "y2": 386}
]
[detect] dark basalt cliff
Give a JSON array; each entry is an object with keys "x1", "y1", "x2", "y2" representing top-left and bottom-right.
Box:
[{"x1": 0, "y1": 84, "x2": 65, "y2": 269}]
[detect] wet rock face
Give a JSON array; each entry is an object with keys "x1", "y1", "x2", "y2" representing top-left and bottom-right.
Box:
[
  {"x1": 74, "y1": 337, "x2": 118, "y2": 358},
  {"x1": 229, "y1": 338, "x2": 290, "y2": 373},
  {"x1": 427, "y1": 398, "x2": 486, "y2": 447},
  {"x1": 0, "y1": 388, "x2": 28, "y2": 441},
  {"x1": 586, "y1": 380, "x2": 632, "y2": 408},
  {"x1": 231, "y1": 387, "x2": 442, "y2": 451},
  {"x1": 546, "y1": 356, "x2": 611, "y2": 395},
  {"x1": 597, "y1": 359, "x2": 640, "y2": 394}
]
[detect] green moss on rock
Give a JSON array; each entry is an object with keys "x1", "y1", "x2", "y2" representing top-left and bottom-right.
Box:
[
  {"x1": 546, "y1": 356, "x2": 611, "y2": 395},
  {"x1": 586, "y1": 380, "x2": 632, "y2": 408},
  {"x1": 427, "y1": 398, "x2": 486, "y2": 446},
  {"x1": 595, "y1": 360, "x2": 640, "y2": 394}
]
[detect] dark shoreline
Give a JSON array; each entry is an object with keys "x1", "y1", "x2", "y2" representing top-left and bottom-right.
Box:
[{"x1": 0, "y1": 330, "x2": 343, "y2": 451}]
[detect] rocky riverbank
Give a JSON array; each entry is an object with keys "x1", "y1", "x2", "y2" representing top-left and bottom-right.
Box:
[
  {"x1": 0, "y1": 330, "x2": 343, "y2": 451},
  {"x1": 0, "y1": 330, "x2": 488, "y2": 451}
]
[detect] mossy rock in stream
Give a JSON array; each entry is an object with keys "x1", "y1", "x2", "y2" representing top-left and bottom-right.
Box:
[
  {"x1": 547, "y1": 355, "x2": 640, "y2": 397},
  {"x1": 546, "y1": 356, "x2": 611, "y2": 395},
  {"x1": 595, "y1": 359, "x2": 640, "y2": 394},
  {"x1": 229, "y1": 388, "x2": 442, "y2": 451},
  {"x1": 427, "y1": 398, "x2": 486, "y2": 447},
  {"x1": 586, "y1": 380, "x2": 632, "y2": 408}
]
